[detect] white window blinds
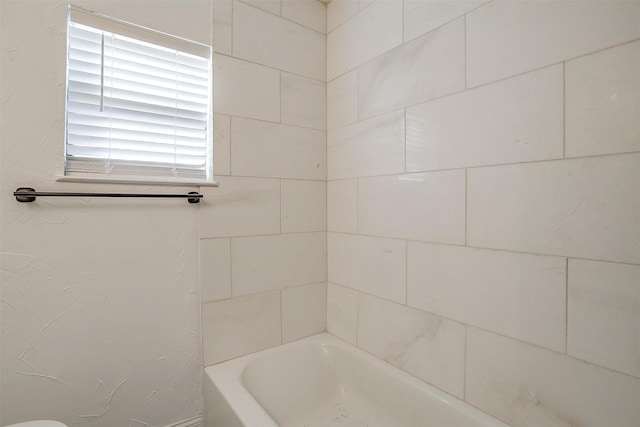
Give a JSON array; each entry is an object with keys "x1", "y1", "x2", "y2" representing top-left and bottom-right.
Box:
[{"x1": 65, "y1": 7, "x2": 213, "y2": 184}]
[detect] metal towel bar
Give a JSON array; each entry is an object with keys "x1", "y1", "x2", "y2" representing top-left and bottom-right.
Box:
[{"x1": 13, "y1": 187, "x2": 203, "y2": 204}]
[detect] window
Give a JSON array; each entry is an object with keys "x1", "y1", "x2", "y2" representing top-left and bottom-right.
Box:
[{"x1": 64, "y1": 6, "x2": 214, "y2": 184}]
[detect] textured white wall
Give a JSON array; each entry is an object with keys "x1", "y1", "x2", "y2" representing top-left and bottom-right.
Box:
[
  {"x1": 1, "y1": 0, "x2": 328, "y2": 424},
  {"x1": 0, "y1": 1, "x2": 211, "y2": 425}
]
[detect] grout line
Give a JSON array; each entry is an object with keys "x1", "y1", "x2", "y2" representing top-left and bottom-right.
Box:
[
  {"x1": 215, "y1": 109, "x2": 326, "y2": 133},
  {"x1": 323, "y1": 281, "x2": 328, "y2": 332},
  {"x1": 325, "y1": 282, "x2": 330, "y2": 333},
  {"x1": 279, "y1": 289, "x2": 284, "y2": 344},
  {"x1": 230, "y1": 0, "x2": 235, "y2": 56},
  {"x1": 404, "y1": 239, "x2": 408, "y2": 305},
  {"x1": 229, "y1": 237, "x2": 234, "y2": 298},
  {"x1": 356, "y1": 65, "x2": 360, "y2": 123},
  {"x1": 326, "y1": 0, "x2": 364, "y2": 35},
  {"x1": 401, "y1": 0, "x2": 405, "y2": 44},
  {"x1": 467, "y1": 36, "x2": 640, "y2": 90},
  {"x1": 355, "y1": 177, "x2": 359, "y2": 234},
  {"x1": 323, "y1": 0, "x2": 328, "y2": 35},
  {"x1": 235, "y1": 0, "x2": 326, "y2": 36},
  {"x1": 279, "y1": 179, "x2": 283, "y2": 234},
  {"x1": 228, "y1": 116, "x2": 233, "y2": 176},
  {"x1": 214, "y1": 52, "x2": 326, "y2": 85},
  {"x1": 562, "y1": 61, "x2": 566, "y2": 159},
  {"x1": 464, "y1": 168, "x2": 468, "y2": 246},
  {"x1": 464, "y1": 14, "x2": 467, "y2": 90},
  {"x1": 326, "y1": 231, "x2": 640, "y2": 267},
  {"x1": 354, "y1": 289, "x2": 360, "y2": 347},
  {"x1": 279, "y1": 70, "x2": 283, "y2": 123},
  {"x1": 403, "y1": 109, "x2": 407, "y2": 173},
  {"x1": 565, "y1": 257, "x2": 569, "y2": 355},
  {"x1": 203, "y1": 230, "x2": 327, "y2": 240},
  {"x1": 327, "y1": 150, "x2": 640, "y2": 181},
  {"x1": 463, "y1": 325, "x2": 468, "y2": 401},
  {"x1": 197, "y1": 197, "x2": 206, "y2": 370}
]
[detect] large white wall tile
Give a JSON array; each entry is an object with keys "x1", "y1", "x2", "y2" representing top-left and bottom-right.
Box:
[
  {"x1": 213, "y1": 54, "x2": 280, "y2": 122},
  {"x1": 466, "y1": 0, "x2": 640, "y2": 87},
  {"x1": 466, "y1": 328, "x2": 640, "y2": 427},
  {"x1": 358, "y1": 0, "x2": 374, "y2": 12},
  {"x1": 358, "y1": 17, "x2": 465, "y2": 120},
  {"x1": 468, "y1": 154, "x2": 640, "y2": 264},
  {"x1": 327, "y1": 110, "x2": 405, "y2": 179},
  {"x1": 358, "y1": 171, "x2": 466, "y2": 244},
  {"x1": 281, "y1": 72, "x2": 326, "y2": 131},
  {"x1": 233, "y1": 1, "x2": 325, "y2": 81},
  {"x1": 214, "y1": 114, "x2": 231, "y2": 176},
  {"x1": 404, "y1": 0, "x2": 487, "y2": 42},
  {"x1": 239, "y1": 0, "x2": 281, "y2": 16},
  {"x1": 327, "y1": 179, "x2": 357, "y2": 233},
  {"x1": 327, "y1": 0, "x2": 358, "y2": 33},
  {"x1": 568, "y1": 259, "x2": 640, "y2": 378},
  {"x1": 282, "y1": 0, "x2": 326, "y2": 33},
  {"x1": 358, "y1": 294, "x2": 466, "y2": 398},
  {"x1": 281, "y1": 180, "x2": 327, "y2": 233},
  {"x1": 202, "y1": 292, "x2": 281, "y2": 365},
  {"x1": 199, "y1": 176, "x2": 280, "y2": 238},
  {"x1": 282, "y1": 282, "x2": 327, "y2": 342},
  {"x1": 327, "y1": 69, "x2": 358, "y2": 130},
  {"x1": 231, "y1": 232, "x2": 327, "y2": 296},
  {"x1": 327, "y1": 0, "x2": 402, "y2": 80},
  {"x1": 213, "y1": 0, "x2": 232, "y2": 55},
  {"x1": 408, "y1": 243, "x2": 566, "y2": 352},
  {"x1": 406, "y1": 65, "x2": 564, "y2": 172},
  {"x1": 327, "y1": 232, "x2": 406, "y2": 303},
  {"x1": 232, "y1": 117, "x2": 326, "y2": 180},
  {"x1": 200, "y1": 238, "x2": 232, "y2": 302},
  {"x1": 327, "y1": 282, "x2": 358, "y2": 344},
  {"x1": 566, "y1": 40, "x2": 640, "y2": 158}
]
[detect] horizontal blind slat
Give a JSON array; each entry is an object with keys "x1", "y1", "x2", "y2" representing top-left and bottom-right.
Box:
[
  {"x1": 67, "y1": 101, "x2": 208, "y2": 129},
  {"x1": 65, "y1": 16, "x2": 212, "y2": 182}
]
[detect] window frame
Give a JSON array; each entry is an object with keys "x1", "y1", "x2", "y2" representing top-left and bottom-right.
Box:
[{"x1": 60, "y1": 5, "x2": 217, "y2": 187}]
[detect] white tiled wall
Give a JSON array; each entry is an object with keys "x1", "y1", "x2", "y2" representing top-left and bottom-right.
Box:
[
  {"x1": 405, "y1": 64, "x2": 564, "y2": 171},
  {"x1": 565, "y1": 40, "x2": 640, "y2": 158},
  {"x1": 231, "y1": 117, "x2": 326, "y2": 180},
  {"x1": 465, "y1": 0, "x2": 640, "y2": 87},
  {"x1": 466, "y1": 328, "x2": 640, "y2": 427},
  {"x1": 326, "y1": 0, "x2": 640, "y2": 424},
  {"x1": 327, "y1": 110, "x2": 405, "y2": 179},
  {"x1": 358, "y1": 16, "x2": 465, "y2": 120},
  {"x1": 327, "y1": 0, "x2": 402, "y2": 80},
  {"x1": 233, "y1": 1, "x2": 325, "y2": 81},
  {"x1": 357, "y1": 293, "x2": 466, "y2": 399},
  {"x1": 203, "y1": 1, "x2": 639, "y2": 424},
  {"x1": 201, "y1": 0, "x2": 327, "y2": 365},
  {"x1": 328, "y1": 232, "x2": 406, "y2": 303}
]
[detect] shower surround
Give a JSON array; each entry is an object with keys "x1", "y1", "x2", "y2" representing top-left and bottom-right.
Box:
[
  {"x1": 1, "y1": 1, "x2": 639, "y2": 426},
  {"x1": 325, "y1": 1, "x2": 639, "y2": 426}
]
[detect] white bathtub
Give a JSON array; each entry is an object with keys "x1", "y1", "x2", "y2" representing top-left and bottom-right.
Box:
[{"x1": 204, "y1": 333, "x2": 509, "y2": 427}]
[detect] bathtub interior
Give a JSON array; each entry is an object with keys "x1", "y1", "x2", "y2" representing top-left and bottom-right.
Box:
[{"x1": 235, "y1": 334, "x2": 508, "y2": 427}]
